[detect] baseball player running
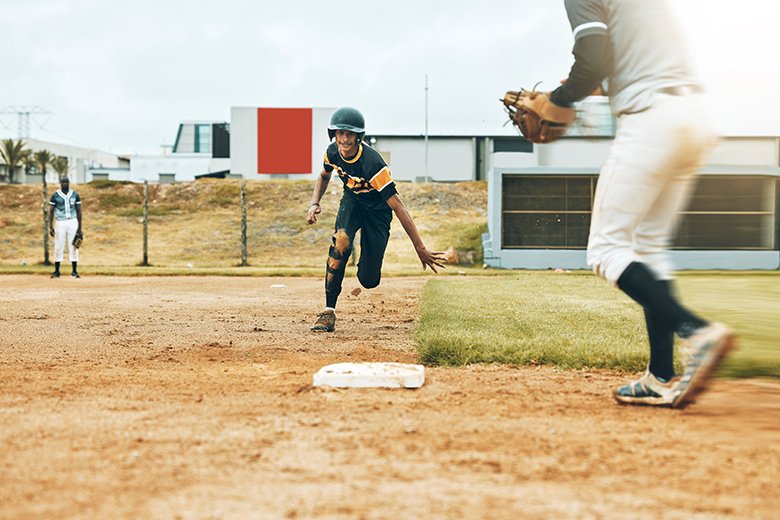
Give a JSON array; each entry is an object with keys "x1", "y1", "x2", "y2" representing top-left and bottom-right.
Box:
[
  {"x1": 547, "y1": 0, "x2": 735, "y2": 407},
  {"x1": 48, "y1": 176, "x2": 82, "y2": 278},
  {"x1": 306, "y1": 107, "x2": 445, "y2": 332}
]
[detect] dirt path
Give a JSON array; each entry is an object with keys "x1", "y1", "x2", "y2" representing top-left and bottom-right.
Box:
[{"x1": 1, "y1": 275, "x2": 778, "y2": 519}]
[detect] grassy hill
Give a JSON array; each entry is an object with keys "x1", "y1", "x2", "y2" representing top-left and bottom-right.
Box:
[{"x1": 0, "y1": 179, "x2": 487, "y2": 271}]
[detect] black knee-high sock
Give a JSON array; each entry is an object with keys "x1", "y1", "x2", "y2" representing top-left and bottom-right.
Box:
[
  {"x1": 71, "y1": 261, "x2": 78, "y2": 273},
  {"x1": 324, "y1": 245, "x2": 351, "y2": 309},
  {"x1": 645, "y1": 280, "x2": 676, "y2": 381},
  {"x1": 54, "y1": 262, "x2": 61, "y2": 273},
  {"x1": 618, "y1": 262, "x2": 707, "y2": 338}
]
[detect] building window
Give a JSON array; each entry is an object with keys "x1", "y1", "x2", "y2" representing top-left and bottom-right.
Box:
[
  {"x1": 212, "y1": 123, "x2": 230, "y2": 158},
  {"x1": 494, "y1": 138, "x2": 533, "y2": 153},
  {"x1": 673, "y1": 176, "x2": 776, "y2": 250},
  {"x1": 158, "y1": 173, "x2": 176, "y2": 184},
  {"x1": 502, "y1": 175, "x2": 596, "y2": 248},
  {"x1": 195, "y1": 124, "x2": 211, "y2": 154},
  {"x1": 174, "y1": 124, "x2": 214, "y2": 154},
  {"x1": 501, "y1": 174, "x2": 777, "y2": 250}
]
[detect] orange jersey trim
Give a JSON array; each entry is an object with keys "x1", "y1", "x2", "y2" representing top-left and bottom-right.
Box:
[
  {"x1": 369, "y1": 167, "x2": 393, "y2": 192},
  {"x1": 340, "y1": 144, "x2": 364, "y2": 164}
]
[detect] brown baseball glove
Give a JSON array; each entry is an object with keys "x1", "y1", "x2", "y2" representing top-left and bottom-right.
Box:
[
  {"x1": 72, "y1": 230, "x2": 83, "y2": 248},
  {"x1": 501, "y1": 88, "x2": 576, "y2": 143}
]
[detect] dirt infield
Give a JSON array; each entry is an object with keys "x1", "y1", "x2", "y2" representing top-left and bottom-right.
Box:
[{"x1": 1, "y1": 275, "x2": 778, "y2": 519}]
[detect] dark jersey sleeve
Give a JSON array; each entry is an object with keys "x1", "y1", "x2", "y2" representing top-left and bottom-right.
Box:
[
  {"x1": 323, "y1": 148, "x2": 335, "y2": 173},
  {"x1": 74, "y1": 192, "x2": 81, "y2": 204},
  {"x1": 550, "y1": 0, "x2": 611, "y2": 107},
  {"x1": 49, "y1": 193, "x2": 57, "y2": 205}
]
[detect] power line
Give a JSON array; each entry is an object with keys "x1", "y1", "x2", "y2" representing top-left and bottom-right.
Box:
[{"x1": 0, "y1": 105, "x2": 52, "y2": 139}]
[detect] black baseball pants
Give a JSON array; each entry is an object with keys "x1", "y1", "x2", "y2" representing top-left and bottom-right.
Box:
[{"x1": 325, "y1": 194, "x2": 392, "y2": 309}]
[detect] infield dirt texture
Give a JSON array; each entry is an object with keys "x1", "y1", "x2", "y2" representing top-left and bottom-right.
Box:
[{"x1": 1, "y1": 275, "x2": 779, "y2": 519}]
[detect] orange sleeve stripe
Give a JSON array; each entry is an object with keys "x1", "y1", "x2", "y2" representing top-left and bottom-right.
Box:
[{"x1": 369, "y1": 167, "x2": 393, "y2": 192}]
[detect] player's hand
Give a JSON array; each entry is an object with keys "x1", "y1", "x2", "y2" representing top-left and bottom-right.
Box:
[
  {"x1": 306, "y1": 203, "x2": 321, "y2": 225},
  {"x1": 49, "y1": 227, "x2": 55, "y2": 237},
  {"x1": 416, "y1": 246, "x2": 446, "y2": 274}
]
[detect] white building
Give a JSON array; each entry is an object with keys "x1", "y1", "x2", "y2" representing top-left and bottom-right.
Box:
[
  {"x1": 0, "y1": 138, "x2": 125, "y2": 185},
  {"x1": 89, "y1": 121, "x2": 231, "y2": 184}
]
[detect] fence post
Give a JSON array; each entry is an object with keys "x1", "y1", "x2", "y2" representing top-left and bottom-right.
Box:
[
  {"x1": 42, "y1": 174, "x2": 50, "y2": 265},
  {"x1": 142, "y1": 180, "x2": 149, "y2": 266},
  {"x1": 241, "y1": 181, "x2": 248, "y2": 266}
]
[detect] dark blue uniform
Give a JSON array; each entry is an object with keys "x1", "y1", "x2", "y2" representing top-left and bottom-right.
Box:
[{"x1": 323, "y1": 142, "x2": 398, "y2": 308}]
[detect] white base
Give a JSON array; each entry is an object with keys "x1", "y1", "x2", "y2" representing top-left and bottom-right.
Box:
[{"x1": 313, "y1": 362, "x2": 425, "y2": 389}]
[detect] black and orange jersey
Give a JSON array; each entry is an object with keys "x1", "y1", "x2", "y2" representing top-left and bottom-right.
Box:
[{"x1": 323, "y1": 142, "x2": 397, "y2": 208}]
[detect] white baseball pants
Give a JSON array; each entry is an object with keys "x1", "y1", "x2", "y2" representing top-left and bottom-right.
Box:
[
  {"x1": 587, "y1": 93, "x2": 717, "y2": 284},
  {"x1": 54, "y1": 218, "x2": 79, "y2": 263}
]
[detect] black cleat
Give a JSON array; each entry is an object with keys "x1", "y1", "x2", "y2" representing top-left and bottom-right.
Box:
[
  {"x1": 71, "y1": 272, "x2": 80, "y2": 278},
  {"x1": 51, "y1": 271, "x2": 60, "y2": 278}
]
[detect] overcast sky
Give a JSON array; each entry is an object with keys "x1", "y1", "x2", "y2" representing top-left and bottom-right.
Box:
[{"x1": 2, "y1": 0, "x2": 779, "y2": 155}]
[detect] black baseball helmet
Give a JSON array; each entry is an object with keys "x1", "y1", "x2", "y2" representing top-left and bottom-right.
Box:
[{"x1": 328, "y1": 107, "x2": 365, "y2": 141}]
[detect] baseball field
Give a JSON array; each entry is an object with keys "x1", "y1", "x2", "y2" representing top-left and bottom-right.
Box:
[{"x1": 1, "y1": 181, "x2": 779, "y2": 518}]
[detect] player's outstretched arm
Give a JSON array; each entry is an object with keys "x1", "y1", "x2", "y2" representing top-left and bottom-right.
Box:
[
  {"x1": 307, "y1": 169, "x2": 331, "y2": 225},
  {"x1": 386, "y1": 194, "x2": 446, "y2": 273}
]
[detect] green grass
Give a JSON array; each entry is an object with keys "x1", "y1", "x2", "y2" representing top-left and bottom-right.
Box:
[
  {"x1": 416, "y1": 271, "x2": 780, "y2": 378},
  {"x1": 95, "y1": 192, "x2": 142, "y2": 210}
]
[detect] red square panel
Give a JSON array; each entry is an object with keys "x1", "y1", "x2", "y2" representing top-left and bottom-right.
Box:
[{"x1": 257, "y1": 108, "x2": 312, "y2": 174}]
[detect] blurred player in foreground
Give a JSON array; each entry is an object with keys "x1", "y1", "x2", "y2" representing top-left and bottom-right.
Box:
[
  {"x1": 306, "y1": 107, "x2": 445, "y2": 332},
  {"x1": 549, "y1": 0, "x2": 735, "y2": 407}
]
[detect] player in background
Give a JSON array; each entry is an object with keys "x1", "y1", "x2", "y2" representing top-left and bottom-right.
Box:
[
  {"x1": 306, "y1": 107, "x2": 445, "y2": 332},
  {"x1": 550, "y1": 0, "x2": 735, "y2": 407},
  {"x1": 48, "y1": 176, "x2": 82, "y2": 278}
]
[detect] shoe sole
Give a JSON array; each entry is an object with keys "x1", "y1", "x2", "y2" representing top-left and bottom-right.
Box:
[
  {"x1": 613, "y1": 393, "x2": 673, "y2": 407},
  {"x1": 672, "y1": 330, "x2": 736, "y2": 409},
  {"x1": 310, "y1": 326, "x2": 335, "y2": 332}
]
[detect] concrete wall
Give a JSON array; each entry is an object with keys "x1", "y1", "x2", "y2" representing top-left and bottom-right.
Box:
[
  {"x1": 707, "y1": 137, "x2": 779, "y2": 167},
  {"x1": 490, "y1": 137, "x2": 779, "y2": 172},
  {"x1": 128, "y1": 156, "x2": 228, "y2": 183},
  {"x1": 536, "y1": 139, "x2": 612, "y2": 168},
  {"x1": 89, "y1": 156, "x2": 230, "y2": 183},
  {"x1": 482, "y1": 247, "x2": 780, "y2": 271},
  {"x1": 370, "y1": 137, "x2": 474, "y2": 182}
]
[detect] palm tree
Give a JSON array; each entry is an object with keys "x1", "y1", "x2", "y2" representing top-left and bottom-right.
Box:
[
  {"x1": 33, "y1": 149, "x2": 55, "y2": 264},
  {"x1": 51, "y1": 156, "x2": 69, "y2": 179},
  {"x1": 0, "y1": 139, "x2": 31, "y2": 184},
  {"x1": 33, "y1": 150, "x2": 54, "y2": 182}
]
